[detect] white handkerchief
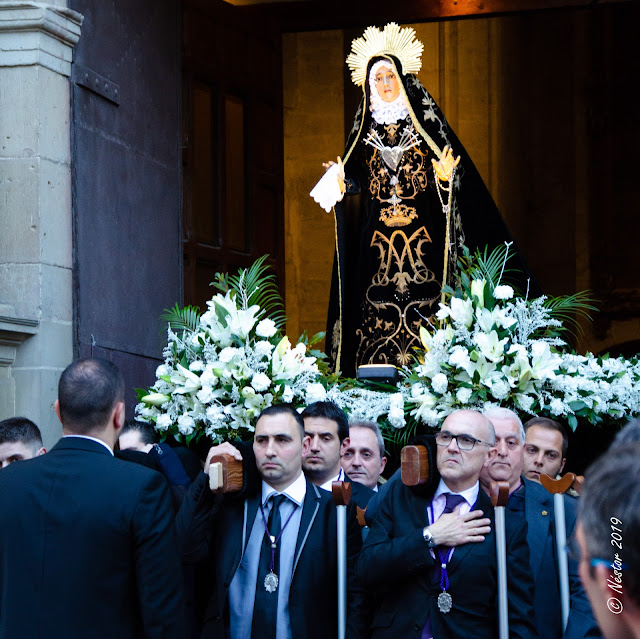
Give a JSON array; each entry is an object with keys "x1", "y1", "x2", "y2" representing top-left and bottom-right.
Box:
[{"x1": 310, "y1": 162, "x2": 345, "y2": 213}]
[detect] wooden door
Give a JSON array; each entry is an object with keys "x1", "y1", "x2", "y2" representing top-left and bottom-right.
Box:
[{"x1": 182, "y1": 0, "x2": 284, "y2": 311}]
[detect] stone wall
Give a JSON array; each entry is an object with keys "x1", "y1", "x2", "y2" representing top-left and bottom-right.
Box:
[{"x1": 0, "y1": 2, "x2": 82, "y2": 447}]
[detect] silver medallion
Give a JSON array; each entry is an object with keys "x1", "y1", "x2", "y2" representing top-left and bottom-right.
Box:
[
  {"x1": 264, "y1": 571, "x2": 279, "y2": 593},
  {"x1": 437, "y1": 591, "x2": 453, "y2": 614}
]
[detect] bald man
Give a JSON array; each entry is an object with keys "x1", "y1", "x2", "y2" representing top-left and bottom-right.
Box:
[{"x1": 358, "y1": 409, "x2": 537, "y2": 639}]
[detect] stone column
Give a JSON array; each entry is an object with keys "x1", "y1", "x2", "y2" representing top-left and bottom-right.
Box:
[{"x1": 0, "y1": 2, "x2": 82, "y2": 447}]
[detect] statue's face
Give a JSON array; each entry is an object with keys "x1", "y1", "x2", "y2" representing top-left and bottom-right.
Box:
[{"x1": 373, "y1": 65, "x2": 400, "y2": 103}]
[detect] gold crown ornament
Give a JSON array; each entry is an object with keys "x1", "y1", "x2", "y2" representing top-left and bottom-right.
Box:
[{"x1": 346, "y1": 22, "x2": 424, "y2": 87}]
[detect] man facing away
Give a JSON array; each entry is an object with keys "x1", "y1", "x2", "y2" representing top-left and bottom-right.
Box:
[
  {"x1": 0, "y1": 358, "x2": 185, "y2": 639},
  {"x1": 181, "y1": 404, "x2": 365, "y2": 639},
  {"x1": 358, "y1": 409, "x2": 537, "y2": 638},
  {"x1": 577, "y1": 442, "x2": 640, "y2": 639},
  {"x1": 481, "y1": 407, "x2": 601, "y2": 639},
  {"x1": 0, "y1": 416, "x2": 46, "y2": 467}
]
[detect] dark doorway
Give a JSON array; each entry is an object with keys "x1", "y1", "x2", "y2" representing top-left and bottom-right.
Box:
[{"x1": 182, "y1": 0, "x2": 285, "y2": 313}]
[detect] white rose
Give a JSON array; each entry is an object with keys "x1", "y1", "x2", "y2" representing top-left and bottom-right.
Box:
[{"x1": 256, "y1": 318, "x2": 278, "y2": 338}]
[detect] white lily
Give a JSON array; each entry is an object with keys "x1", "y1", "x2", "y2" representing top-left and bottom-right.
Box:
[
  {"x1": 475, "y1": 330, "x2": 508, "y2": 363},
  {"x1": 470, "y1": 279, "x2": 486, "y2": 308},
  {"x1": 142, "y1": 392, "x2": 170, "y2": 406}
]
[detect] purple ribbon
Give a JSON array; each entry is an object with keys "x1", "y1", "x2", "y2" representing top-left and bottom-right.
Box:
[{"x1": 260, "y1": 496, "x2": 297, "y2": 573}]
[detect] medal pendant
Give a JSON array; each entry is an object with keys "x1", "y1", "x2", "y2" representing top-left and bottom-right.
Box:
[
  {"x1": 264, "y1": 571, "x2": 279, "y2": 593},
  {"x1": 437, "y1": 591, "x2": 453, "y2": 614}
]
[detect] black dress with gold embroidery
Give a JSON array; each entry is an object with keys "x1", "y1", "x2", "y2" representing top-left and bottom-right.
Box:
[{"x1": 326, "y1": 55, "x2": 539, "y2": 377}]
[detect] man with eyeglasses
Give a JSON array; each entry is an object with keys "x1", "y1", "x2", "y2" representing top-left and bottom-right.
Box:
[
  {"x1": 577, "y1": 442, "x2": 640, "y2": 639},
  {"x1": 480, "y1": 407, "x2": 600, "y2": 639},
  {"x1": 357, "y1": 409, "x2": 537, "y2": 638}
]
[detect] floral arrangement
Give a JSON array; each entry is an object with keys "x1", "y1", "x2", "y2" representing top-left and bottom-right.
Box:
[
  {"x1": 408, "y1": 245, "x2": 640, "y2": 430},
  {"x1": 137, "y1": 249, "x2": 639, "y2": 448},
  {"x1": 136, "y1": 257, "x2": 321, "y2": 443}
]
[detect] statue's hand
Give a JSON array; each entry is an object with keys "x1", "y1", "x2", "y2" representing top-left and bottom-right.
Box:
[
  {"x1": 322, "y1": 157, "x2": 345, "y2": 193},
  {"x1": 432, "y1": 145, "x2": 460, "y2": 182}
]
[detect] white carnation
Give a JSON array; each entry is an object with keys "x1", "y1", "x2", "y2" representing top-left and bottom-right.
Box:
[
  {"x1": 256, "y1": 318, "x2": 277, "y2": 338},
  {"x1": 254, "y1": 340, "x2": 274, "y2": 358},
  {"x1": 493, "y1": 285, "x2": 514, "y2": 300},
  {"x1": 251, "y1": 372, "x2": 271, "y2": 392},
  {"x1": 177, "y1": 414, "x2": 195, "y2": 436},
  {"x1": 282, "y1": 386, "x2": 294, "y2": 403},
  {"x1": 156, "y1": 364, "x2": 169, "y2": 378},
  {"x1": 432, "y1": 373, "x2": 448, "y2": 395},
  {"x1": 197, "y1": 385, "x2": 214, "y2": 404},
  {"x1": 388, "y1": 393, "x2": 406, "y2": 428},
  {"x1": 156, "y1": 414, "x2": 172, "y2": 431},
  {"x1": 490, "y1": 379, "x2": 510, "y2": 400},
  {"x1": 456, "y1": 387, "x2": 473, "y2": 404},
  {"x1": 189, "y1": 360, "x2": 205, "y2": 372},
  {"x1": 219, "y1": 347, "x2": 239, "y2": 363},
  {"x1": 306, "y1": 383, "x2": 327, "y2": 404}
]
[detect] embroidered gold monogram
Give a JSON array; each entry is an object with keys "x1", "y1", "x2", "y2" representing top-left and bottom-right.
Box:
[{"x1": 355, "y1": 226, "x2": 440, "y2": 368}]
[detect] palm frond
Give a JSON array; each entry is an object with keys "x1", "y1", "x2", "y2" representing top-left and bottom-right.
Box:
[
  {"x1": 160, "y1": 303, "x2": 201, "y2": 334},
  {"x1": 211, "y1": 255, "x2": 287, "y2": 328},
  {"x1": 544, "y1": 291, "x2": 598, "y2": 337},
  {"x1": 470, "y1": 243, "x2": 520, "y2": 287}
]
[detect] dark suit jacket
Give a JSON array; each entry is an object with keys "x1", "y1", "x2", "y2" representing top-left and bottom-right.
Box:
[
  {"x1": 344, "y1": 473, "x2": 375, "y2": 508},
  {"x1": 182, "y1": 471, "x2": 365, "y2": 639},
  {"x1": 0, "y1": 436, "x2": 185, "y2": 639},
  {"x1": 523, "y1": 478, "x2": 601, "y2": 639},
  {"x1": 358, "y1": 479, "x2": 538, "y2": 639}
]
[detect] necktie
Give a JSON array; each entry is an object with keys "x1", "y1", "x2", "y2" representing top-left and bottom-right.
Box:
[
  {"x1": 443, "y1": 492, "x2": 466, "y2": 516},
  {"x1": 252, "y1": 494, "x2": 287, "y2": 639},
  {"x1": 422, "y1": 493, "x2": 466, "y2": 639}
]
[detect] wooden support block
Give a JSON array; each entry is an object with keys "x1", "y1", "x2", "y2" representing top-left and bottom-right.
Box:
[
  {"x1": 332, "y1": 480, "x2": 352, "y2": 506},
  {"x1": 540, "y1": 472, "x2": 576, "y2": 495},
  {"x1": 572, "y1": 475, "x2": 584, "y2": 495},
  {"x1": 208, "y1": 453, "x2": 244, "y2": 493},
  {"x1": 401, "y1": 445, "x2": 429, "y2": 486},
  {"x1": 490, "y1": 481, "x2": 510, "y2": 507}
]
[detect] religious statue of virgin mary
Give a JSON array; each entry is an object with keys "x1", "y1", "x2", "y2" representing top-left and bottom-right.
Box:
[{"x1": 311, "y1": 23, "x2": 537, "y2": 377}]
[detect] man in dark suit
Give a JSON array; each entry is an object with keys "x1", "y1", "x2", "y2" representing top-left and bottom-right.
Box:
[
  {"x1": 181, "y1": 404, "x2": 365, "y2": 638},
  {"x1": 301, "y1": 401, "x2": 374, "y2": 509},
  {"x1": 0, "y1": 358, "x2": 185, "y2": 639},
  {"x1": 481, "y1": 407, "x2": 601, "y2": 639},
  {"x1": 358, "y1": 409, "x2": 537, "y2": 639}
]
